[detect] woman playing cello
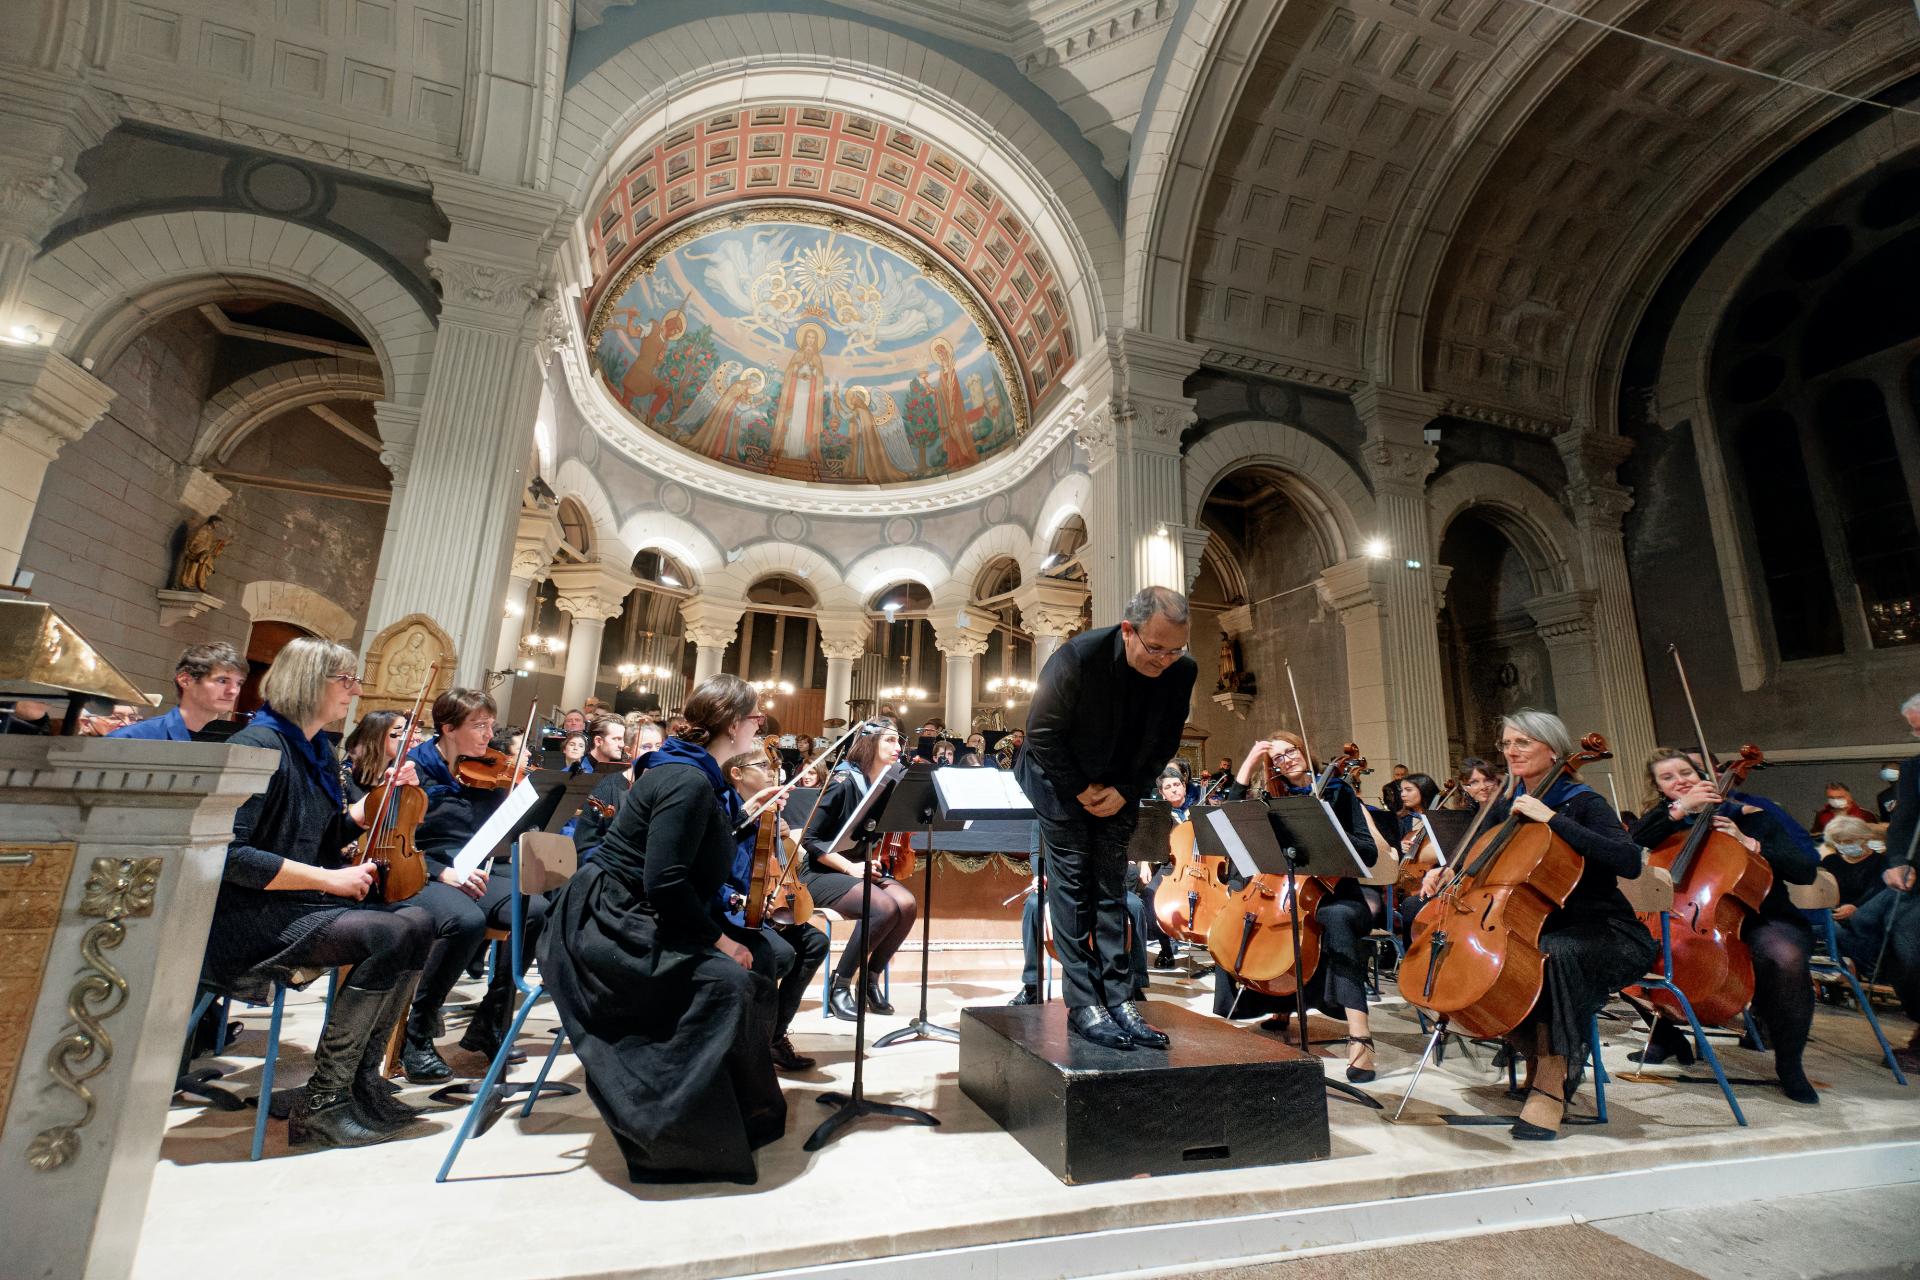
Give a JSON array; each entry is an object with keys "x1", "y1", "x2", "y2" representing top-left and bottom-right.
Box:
[
  {"x1": 1629, "y1": 748, "x2": 1820, "y2": 1103},
  {"x1": 1212, "y1": 730, "x2": 1381, "y2": 1082},
  {"x1": 1413, "y1": 710, "x2": 1655, "y2": 1139}
]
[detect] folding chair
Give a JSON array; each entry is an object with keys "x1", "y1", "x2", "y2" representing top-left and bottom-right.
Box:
[{"x1": 183, "y1": 966, "x2": 334, "y2": 1161}]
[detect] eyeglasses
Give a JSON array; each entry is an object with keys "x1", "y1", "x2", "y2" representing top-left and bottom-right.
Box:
[
  {"x1": 386, "y1": 728, "x2": 405, "y2": 738},
  {"x1": 1496, "y1": 736, "x2": 1541, "y2": 752},
  {"x1": 745, "y1": 713, "x2": 767, "y2": 725},
  {"x1": 330, "y1": 673, "x2": 364, "y2": 690}
]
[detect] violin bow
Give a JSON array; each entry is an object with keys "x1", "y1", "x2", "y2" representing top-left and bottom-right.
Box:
[
  {"x1": 507, "y1": 700, "x2": 538, "y2": 790},
  {"x1": 1284, "y1": 659, "x2": 1327, "y2": 797},
  {"x1": 735, "y1": 718, "x2": 865, "y2": 831},
  {"x1": 364, "y1": 659, "x2": 438, "y2": 840}
]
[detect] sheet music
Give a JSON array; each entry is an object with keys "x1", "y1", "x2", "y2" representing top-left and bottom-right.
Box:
[
  {"x1": 450, "y1": 778, "x2": 540, "y2": 875},
  {"x1": 931, "y1": 767, "x2": 1034, "y2": 816},
  {"x1": 1416, "y1": 811, "x2": 1446, "y2": 866},
  {"x1": 1315, "y1": 797, "x2": 1368, "y2": 873},
  {"x1": 1205, "y1": 807, "x2": 1260, "y2": 879}
]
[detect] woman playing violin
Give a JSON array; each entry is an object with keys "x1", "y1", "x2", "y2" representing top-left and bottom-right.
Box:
[
  {"x1": 399, "y1": 688, "x2": 550, "y2": 1082},
  {"x1": 202, "y1": 639, "x2": 434, "y2": 1148},
  {"x1": 1630, "y1": 748, "x2": 1820, "y2": 1103},
  {"x1": 1213, "y1": 730, "x2": 1381, "y2": 1083},
  {"x1": 1419, "y1": 710, "x2": 1655, "y2": 1140},
  {"x1": 800, "y1": 719, "x2": 920, "y2": 1021},
  {"x1": 341, "y1": 709, "x2": 407, "y2": 798},
  {"x1": 1395, "y1": 758, "x2": 1500, "y2": 940}
]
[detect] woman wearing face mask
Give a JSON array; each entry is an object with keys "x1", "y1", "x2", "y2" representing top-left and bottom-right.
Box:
[
  {"x1": 1810, "y1": 781, "x2": 1874, "y2": 834},
  {"x1": 1820, "y1": 816, "x2": 1889, "y2": 920}
]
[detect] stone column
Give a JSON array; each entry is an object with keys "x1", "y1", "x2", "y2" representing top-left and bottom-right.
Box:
[
  {"x1": 1352, "y1": 385, "x2": 1449, "y2": 775},
  {"x1": 815, "y1": 608, "x2": 869, "y2": 729},
  {"x1": 1014, "y1": 577, "x2": 1088, "y2": 677},
  {"x1": 1077, "y1": 330, "x2": 1203, "y2": 622},
  {"x1": 0, "y1": 345, "x2": 114, "y2": 582},
  {"x1": 1316, "y1": 555, "x2": 1394, "y2": 762},
  {"x1": 1529, "y1": 589, "x2": 1606, "y2": 733},
  {"x1": 0, "y1": 74, "x2": 111, "y2": 332},
  {"x1": 681, "y1": 595, "x2": 746, "y2": 688},
  {"x1": 551, "y1": 559, "x2": 636, "y2": 712},
  {"x1": 1, "y1": 735, "x2": 274, "y2": 1280},
  {"x1": 933, "y1": 615, "x2": 995, "y2": 737},
  {"x1": 491, "y1": 507, "x2": 564, "y2": 677},
  {"x1": 1557, "y1": 428, "x2": 1657, "y2": 774},
  {"x1": 362, "y1": 174, "x2": 567, "y2": 685}
]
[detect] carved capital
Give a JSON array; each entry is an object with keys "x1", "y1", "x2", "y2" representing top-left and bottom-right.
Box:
[
  {"x1": 934, "y1": 626, "x2": 994, "y2": 660},
  {"x1": 814, "y1": 608, "x2": 869, "y2": 662},
  {"x1": 429, "y1": 246, "x2": 545, "y2": 325},
  {"x1": 551, "y1": 560, "x2": 636, "y2": 626},
  {"x1": 1528, "y1": 588, "x2": 1599, "y2": 643},
  {"x1": 1315, "y1": 556, "x2": 1388, "y2": 617},
  {"x1": 1216, "y1": 604, "x2": 1254, "y2": 637},
  {"x1": 1361, "y1": 436, "x2": 1438, "y2": 489},
  {"x1": 680, "y1": 595, "x2": 746, "y2": 652},
  {"x1": 1014, "y1": 577, "x2": 1088, "y2": 640},
  {"x1": 1350, "y1": 384, "x2": 1443, "y2": 437},
  {"x1": 0, "y1": 347, "x2": 114, "y2": 461}
]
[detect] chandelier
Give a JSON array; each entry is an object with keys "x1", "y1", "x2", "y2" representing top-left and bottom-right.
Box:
[
  {"x1": 751, "y1": 678, "x2": 796, "y2": 706},
  {"x1": 985, "y1": 676, "x2": 1037, "y2": 708},
  {"x1": 517, "y1": 594, "x2": 566, "y2": 659},
  {"x1": 619, "y1": 662, "x2": 673, "y2": 693}
]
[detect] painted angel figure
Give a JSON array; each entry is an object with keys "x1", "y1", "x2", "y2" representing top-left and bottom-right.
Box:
[{"x1": 838, "y1": 385, "x2": 906, "y2": 484}]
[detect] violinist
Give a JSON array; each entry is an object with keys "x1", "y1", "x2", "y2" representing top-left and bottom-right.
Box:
[
  {"x1": 720, "y1": 751, "x2": 829, "y2": 1071},
  {"x1": 340, "y1": 710, "x2": 407, "y2": 797},
  {"x1": 399, "y1": 689, "x2": 550, "y2": 1082},
  {"x1": 1393, "y1": 772, "x2": 1441, "y2": 862},
  {"x1": 1630, "y1": 749, "x2": 1820, "y2": 1103},
  {"x1": 1419, "y1": 710, "x2": 1655, "y2": 1140},
  {"x1": 1212, "y1": 730, "x2": 1381, "y2": 1082},
  {"x1": 538, "y1": 675, "x2": 786, "y2": 1184},
  {"x1": 799, "y1": 719, "x2": 920, "y2": 1020},
  {"x1": 1395, "y1": 758, "x2": 1499, "y2": 938},
  {"x1": 200, "y1": 638, "x2": 434, "y2": 1148},
  {"x1": 109, "y1": 641, "x2": 245, "y2": 740}
]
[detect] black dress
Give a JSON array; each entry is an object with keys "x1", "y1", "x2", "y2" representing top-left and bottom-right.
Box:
[
  {"x1": 1211, "y1": 778, "x2": 1378, "y2": 1021},
  {"x1": 538, "y1": 753, "x2": 785, "y2": 1184}
]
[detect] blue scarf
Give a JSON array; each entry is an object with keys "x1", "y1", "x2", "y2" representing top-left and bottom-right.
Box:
[
  {"x1": 1522, "y1": 774, "x2": 1596, "y2": 808},
  {"x1": 253, "y1": 703, "x2": 344, "y2": 809},
  {"x1": 635, "y1": 735, "x2": 739, "y2": 825}
]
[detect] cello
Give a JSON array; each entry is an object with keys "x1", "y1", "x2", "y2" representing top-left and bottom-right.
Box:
[
  {"x1": 350, "y1": 663, "x2": 436, "y2": 903},
  {"x1": 1205, "y1": 744, "x2": 1366, "y2": 999},
  {"x1": 1152, "y1": 816, "x2": 1228, "y2": 943},
  {"x1": 1397, "y1": 733, "x2": 1612, "y2": 1040}
]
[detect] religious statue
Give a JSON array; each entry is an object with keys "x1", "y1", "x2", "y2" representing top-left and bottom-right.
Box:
[
  {"x1": 1216, "y1": 632, "x2": 1251, "y2": 694},
  {"x1": 171, "y1": 516, "x2": 229, "y2": 593}
]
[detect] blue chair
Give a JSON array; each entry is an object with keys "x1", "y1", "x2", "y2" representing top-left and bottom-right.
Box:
[
  {"x1": 1795, "y1": 872, "x2": 1908, "y2": 1085},
  {"x1": 815, "y1": 905, "x2": 890, "y2": 1018},
  {"x1": 1629, "y1": 914, "x2": 1748, "y2": 1126},
  {"x1": 184, "y1": 969, "x2": 336, "y2": 1161},
  {"x1": 436, "y1": 833, "x2": 578, "y2": 1183}
]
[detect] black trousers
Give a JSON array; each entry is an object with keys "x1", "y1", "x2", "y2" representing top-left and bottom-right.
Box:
[
  {"x1": 1021, "y1": 881, "x2": 1149, "y2": 993},
  {"x1": 409, "y1": 872, "x2": 549, "y2": 1033},
  {"x1": 1038, "y1": 811, "x2": 1136, "y2": 1008}
]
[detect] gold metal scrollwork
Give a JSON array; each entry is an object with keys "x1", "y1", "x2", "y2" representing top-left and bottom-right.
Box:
[{"x1": 26, "y1": 857, "x2": 161, "y2": 1172}]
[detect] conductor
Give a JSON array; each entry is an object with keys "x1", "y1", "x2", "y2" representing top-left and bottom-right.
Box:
[{"x1": 1016, "y1": 586, "x2": 1198, "y2": 1049}]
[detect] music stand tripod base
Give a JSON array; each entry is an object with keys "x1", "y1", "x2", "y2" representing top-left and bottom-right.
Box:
[{"x1": 875, "y1": 816, "x2": 962, "y2": 1047}]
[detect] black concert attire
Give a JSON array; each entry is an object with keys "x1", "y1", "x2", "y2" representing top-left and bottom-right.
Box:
[
  {"x1": 1018, "y1": 865, "x2": 1152, "y2": 995},
  {"x1": 203, "y1": 705, "x2": 433, "y2": 1142},
  {"x1": 1489, "y1": 779, "x2": 1655, "y2": 1078},
  {"x1": 570, "y1": 767, "x2": 634, "y2": 862},
  {"x1": 539, "y1": 738, "x2": 785, "y2": 1183},
  {"x1": 1840, "y1": 752, "x2": 1920, "y2": 1030},
  {"x1": 1210, "y1": 776, "x2": 1378, "y2": 1022},
  {"x1": 1823, "y1": 849, "x2": 1889, "y2": 911},
  {"x1": 403, "y1": 739, "x2": 549, "y2": 1060},
  {"x1": 800, "y1": 763, "x2": 918, "y2": 982},
  {"x1": 1142, "y1": 803, "x2": 1190, "y2": 961},
  {"x1": 1016, "y1": 625, "x2": 1197, "y2": 1011},
  {"x1": 1630, "y1": 793, "x2": 1820, "y2": 1094},
  {"x1": 724, "y1": 817, "x2": 829, "y2": 1040}
]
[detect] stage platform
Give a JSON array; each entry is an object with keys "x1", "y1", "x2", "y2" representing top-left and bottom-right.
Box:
[{"x1": 135, "y1": 959, "x2": 1920, "y2": 1280}]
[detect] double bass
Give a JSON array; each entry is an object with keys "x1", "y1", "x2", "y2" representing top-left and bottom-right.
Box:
[
  {"x1": 1397, "y1": 734, "x2": 1612, "y2": 1040},
  {"x1": 1205, "y1": 744, "x2": 1366, "y2": 998}
]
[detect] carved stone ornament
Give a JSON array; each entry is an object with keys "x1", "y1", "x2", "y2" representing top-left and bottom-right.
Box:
[
  {"x1": 1361, "y1": 437, "x2": 1439, "y2": 487},
  {"x1": 27, "y1": 857, "x2": 161, "y2": 1172},
  {"x1": 1211, "y1": 689, "x2": 1255, "y2": 721},
  {"x1": 360, "y1": 614, "x2": 455, "y2": 718},
  {"x1": 429, "y1": 251, "x2": 543, "y2": 319},
  {"x1": 155, "y1": 588, "x2": 222, "y2": 628}
]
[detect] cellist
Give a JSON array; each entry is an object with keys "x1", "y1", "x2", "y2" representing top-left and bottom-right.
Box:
[
  {"x1": 1629, "y1": 748, "x2": 1820, "y2": 1103},
  {"x1": 1416, "y1": 710, "x2": 1654, "y2": 1139},
  {"x1": 1212, "y1": 730, "x2": 1381, "y2": 1082}
]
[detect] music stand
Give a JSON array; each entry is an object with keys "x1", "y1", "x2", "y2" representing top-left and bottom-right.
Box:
[
  {"x1": 873, "y1": 765, "x2": 968, "y2": 1048},
  {"x1": 1194, "y1": 797, "x2": 1382, "y2": 1109},
  {"x1": 806, "y1": 762, "x2": 941, "y2": 1151}
]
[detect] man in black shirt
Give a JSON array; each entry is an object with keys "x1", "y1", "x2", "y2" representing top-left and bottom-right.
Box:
[{"x1": 1016, "y1": 586, "x2": 1197, "y2": 1049}]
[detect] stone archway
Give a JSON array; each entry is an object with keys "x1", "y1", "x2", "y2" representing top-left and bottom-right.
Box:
[{"x1": 239, "y1": 579, "x2": 358, "y2": 643}]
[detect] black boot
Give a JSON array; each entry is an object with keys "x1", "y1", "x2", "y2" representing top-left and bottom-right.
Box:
[
  {"x1": 1067, "y1": 1005, "x2": 1135, "y2": 1050},
  {"x1": 402, "y1": 1000, "x2": 454, "y2": 1083},
  {"x1": 1152, "y1": 945, "x2": 1176, "y2": 970},
  {"x1": 862, "y1": 972, "x2": 894, "y2": 1015},
  {"x1": 352, "y1": 975, "x2": 426, "y2": 1132},
  {"x1": 289, "y1": 986, "x2": 406, "y2": 1149},
  {"x1": 1107, "y1": 1001, "x2": 1170, "y2": 1049},
  {"x1": 769, "y1": 1034, "x2": 815, "y2": 1072},
  {"x1": 827, "y1": 976, "x2": 860, "y2": 1021},
  {"x1": 1009, "y1": 984, "x2": 1039, "y2": 1005},
  {"x1": 458, "y1": 982, "x2": 525, "y2": 1063}
]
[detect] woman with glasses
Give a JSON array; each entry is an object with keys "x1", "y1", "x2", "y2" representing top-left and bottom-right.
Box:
[
  {"x1": 399, "y1": 688, "x2": 550, "y2": 1082},
  {"x1": 1415, "y1": 709, "x2": 1655, "y2": 1140},
  {"x1": 800, "y1": 718, "x2": 920, "y2": 1020},
  {"x1": 1210, "y1": 729, "x2": 1382, "y2": 1081},
  {"x1": 201, "y1": 639, "x2": 434, "y2": 1148},
  {"x1": 540, "y1": 675, "x2": 787, "y2": 1184}
]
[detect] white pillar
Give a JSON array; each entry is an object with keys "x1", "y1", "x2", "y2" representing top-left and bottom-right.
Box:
[
  {"x1": 815, "y1": 608, "x2": 868, "y2": 729},
  {"x1": 0, "y1": 346, "x2": 113, "y2": 582},
  {"x1": 558, "y1": 613, "x2": 609, "y2": 712},
  {"x1": 933, "y1": 615, "x2": 994, "y2": 736},
  {"x1": 1316, "y1": 555, "x2": 1395, "y2": 764},
  {"x1": 681, "y1": 595, "x2": 746, "y2": 692},
  {"x1": 1352, "y1": 386, "x2": 1449, "y2": 775},
  {"x1": 1557, "y1": 428, "x2": 1657, "y2": 775},
  {"x1": 551, "y1": 558, "x2": 637, "y2": 713},
  {"x1": 1032, "y1": 632, "x2": 1066, "y2": 673},
  {"x1": 361, "y1": 175, "x2": 567, "y2": 685},
  {"x1": 490, "y1": 507, "x2": 564, "y2": 675}
]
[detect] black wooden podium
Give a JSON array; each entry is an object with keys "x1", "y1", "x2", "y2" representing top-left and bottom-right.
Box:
[{"x1": 959, "y1": 1001, "x2": 1330, "y2": 1184}]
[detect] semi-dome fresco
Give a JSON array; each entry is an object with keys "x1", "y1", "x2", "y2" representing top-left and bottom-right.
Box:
[{"x1": 588, "y1": 208, "x2": 1028, "y2": 484}]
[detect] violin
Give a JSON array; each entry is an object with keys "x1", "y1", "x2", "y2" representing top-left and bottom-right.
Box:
[
  {"x1": 1206, "y1": 743, "x2": 1366, "y2": 998},
  {"x1": 874, "y1": 830, "x2": 915, "y2": 881},
  {"x1": 351, "y1": 662, "x2": 435, "y2": 903},
  {"x1": 453, "y1": 747, "x2": 516, "y2": 789},
  {"x1": 1398, "y1": 733, "x2": 1611, "y2": 1039}
]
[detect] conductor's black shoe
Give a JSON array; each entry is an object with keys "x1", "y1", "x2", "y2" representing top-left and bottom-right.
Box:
[
  {"x1": 1009, "y1": 984, "x2": 1039, "y2": 1005},
  {"x1": 827, "y1": 976, "x2": 860, "y2": 1021},
  {"x1": 769, "y1": 1035, "x2": 815, "y2": 1072},
  {"x1": 1107, "y1": 1001, "x2": 1170, "y2": 1049},
  {"x1": 1066, "y1": 1004, "x2": 1135, "y2": 1050}
]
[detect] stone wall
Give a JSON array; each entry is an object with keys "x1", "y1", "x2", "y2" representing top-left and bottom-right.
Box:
[{"x1": 17, "y1": 311, "x2": 386, "y2": 700}]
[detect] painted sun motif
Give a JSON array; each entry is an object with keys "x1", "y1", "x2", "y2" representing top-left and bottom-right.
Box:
[{"x1": 793, "y1": 238, "x2": 854, "y2": 305}]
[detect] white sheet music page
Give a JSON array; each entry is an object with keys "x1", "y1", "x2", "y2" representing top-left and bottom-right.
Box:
[
  {"x1": 450, "y1": 778, "x2": 540, "y2": 875},
  {"x1": 1206, "y1": 807, "x2": 1259, "y2": 879},
  {"x1": 931, "y1": 767, "x2": 1034, "y2": 817}
]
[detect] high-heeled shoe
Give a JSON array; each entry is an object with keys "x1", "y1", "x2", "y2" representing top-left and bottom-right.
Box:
[
  {"x1": 1345, "y1": 1035, "x2": 1376, "y2": 1084},
  {"x1": 1511, "y1": 1086, "x2": 1565, "y2": 1141}
]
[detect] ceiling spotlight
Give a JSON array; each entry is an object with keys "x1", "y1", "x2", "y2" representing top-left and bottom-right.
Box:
[
  {"x1": 1405, "y1": 558, "x2": 1423, "y2": 570},
  {"x1": 1154, "y1": 523, "x2": 1169, "y2": 538},
  {"x1": 2, "y1": 323, "x2": 41, "y2": 346}
]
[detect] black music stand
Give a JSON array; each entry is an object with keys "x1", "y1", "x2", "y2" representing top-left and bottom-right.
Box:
[
  {"x1": 806, "y1": 762, "x2": 941, "y2": 1151},
  {"x1": 1126, "y1": 799, "x2": 1188, "y2": 982},
  {"x1": 873, "y1": 765, "x2": 969, "y2": 1047},
  {"x1": 1194, "y1": 797, "x2": 1381, "y2": 1109}
]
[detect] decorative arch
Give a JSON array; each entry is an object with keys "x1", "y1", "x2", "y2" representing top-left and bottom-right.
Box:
[
  {"x1": 238, "y1": 579, "x2": 358, "y2": 643},
  {"x1": 614, "y1": 510, "x2": 725, "y2": 586},
  {"x1": 1182, "y1": 421, "x2": 1371, "y2": 563},
  {"x1": 192, "y1": 358, "x2": 386, "y2": 466},
  {"x1": 1425, "y1": 464, "x2": 1577, "y2": 598},
  {"x1": 712, "y1": 542, "x2": 848, "y2": 603},
  {"x1": 550, "y1": 457, "x2": 623, "y2": 560},
  {"x1": 947, "y1": 525, "x2": 1035, "y2": 606},
  {"x1": 1199, "y1": 530, "x2": 1250, "y2": 606},
  {"x1": 1030, "y1": 470, "x2": 1093, "y2": 566},
  {"x1": 843, "y1": 545, "x2": 949, "y2": 602},
  {"x1": 21, "y1": 212, "x2": 435, "y2": 407}
]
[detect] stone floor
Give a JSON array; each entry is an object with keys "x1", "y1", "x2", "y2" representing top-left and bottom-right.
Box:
[{"x1": 134, "y1": 953, "x2": 1920, "y2": 1280}]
